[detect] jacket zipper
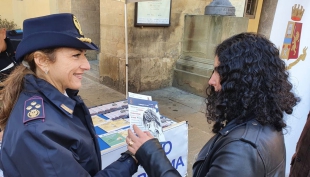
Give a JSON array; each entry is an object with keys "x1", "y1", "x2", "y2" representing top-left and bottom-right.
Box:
[{"x1": 196, "y1": 135, "x2": 222, "y2": 177}]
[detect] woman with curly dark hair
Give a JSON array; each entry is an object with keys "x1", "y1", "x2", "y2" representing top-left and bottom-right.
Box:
[
  {"x1": 125, "y1": 32, "x2": 299, "y2": 177},
  {"x1": 206, "y1": 32, "x2": 297, "y2": 134}
]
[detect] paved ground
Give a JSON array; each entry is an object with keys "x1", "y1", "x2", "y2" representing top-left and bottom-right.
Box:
[{"x1": 80, "y1": 77, "x2": 214, "y2": 177}]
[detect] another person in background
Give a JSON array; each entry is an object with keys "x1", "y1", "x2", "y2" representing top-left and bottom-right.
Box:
[
  {"x1": 0, "y1": 13, "x2": 137, "y2": 177},
  {"x1": 126, "y1": 33, "x2": 299, "y2": 177},
  {"x1": 0, "y1": 27, "x2": 17, "y2": 82},
  {"x1": 289, "y1": 111, "x2": 310, "y2": 177}
]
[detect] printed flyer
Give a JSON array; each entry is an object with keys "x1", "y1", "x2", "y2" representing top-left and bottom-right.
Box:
[{"x1": 128, "y1": 97, "x2": 165, "y2": 142}]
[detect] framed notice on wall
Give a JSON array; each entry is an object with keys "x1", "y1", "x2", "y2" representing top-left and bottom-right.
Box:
[{"x1": 134, "y1": 0, "x2": 172, "y2": 27}]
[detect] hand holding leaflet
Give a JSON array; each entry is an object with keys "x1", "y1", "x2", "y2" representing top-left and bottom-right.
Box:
[{"x1": 128, "y1": 96, "x2": 165, "y2": 142}]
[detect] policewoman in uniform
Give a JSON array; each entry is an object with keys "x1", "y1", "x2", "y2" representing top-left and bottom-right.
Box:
[{"x1": 0, "y1": 14, "x2": 138, "y2": 176}]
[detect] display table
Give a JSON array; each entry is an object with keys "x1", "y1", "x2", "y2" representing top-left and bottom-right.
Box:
[
  {"x1": 101, "y1": 121, "x2": 188, "y2": 177},
  {"x1": 90, "y1": 100, "x2": 189, "y2": 177},
  {"x1": 0, "y1": 100, "x2": 189, "y2": 177}
]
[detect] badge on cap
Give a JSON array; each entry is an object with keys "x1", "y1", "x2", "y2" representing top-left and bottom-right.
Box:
[
  {"x1": 23, "y1": 96, "x2": 45, "y2": 124},
  {"x1": 73, "y1": 15, "x2": 84, "y2": 36},
  {"x1": 72, "y1": 15, "x2": 92, "y2": 43}
]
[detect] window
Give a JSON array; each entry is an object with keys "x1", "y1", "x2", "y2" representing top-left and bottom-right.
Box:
[{"x1": 244, "y1": 0, "x2": 259, "y2": 19}]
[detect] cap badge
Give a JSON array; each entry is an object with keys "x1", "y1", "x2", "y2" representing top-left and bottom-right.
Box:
[
  {"x1": 73, "y1": 15, "x2": 92, "y2": 43},
  {"x1": 73, "y1": 15, "x2": 84, "y2": 36}
]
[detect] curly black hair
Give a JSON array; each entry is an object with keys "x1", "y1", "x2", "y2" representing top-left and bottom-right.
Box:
[{"x1": 206, "y1": 32, "x2": 299, "y2": 133}]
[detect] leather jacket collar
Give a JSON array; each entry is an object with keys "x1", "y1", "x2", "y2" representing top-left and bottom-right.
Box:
[{"x1": 195, "y1": 117, "x2": 255, "y2": 162}]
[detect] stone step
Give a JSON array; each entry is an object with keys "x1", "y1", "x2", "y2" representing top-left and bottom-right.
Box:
[
  {"x1": 180, "y1": 55, "x2": 214, "y2": 65},
  {"x1": 89, "y1": 60, "x2": 99, "y2": 72},
  {"x1": 176, "y1": 58, "x2": 214, "y2": 76},
  {"x1": 172, "y1": 68, "x2": 209, "y2": 97},
  {"x1": 84, "y1": 69, "x2": 100, "y2": 82}
]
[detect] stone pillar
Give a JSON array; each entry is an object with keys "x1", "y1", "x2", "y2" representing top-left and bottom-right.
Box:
[
  {"x1": 257, "y1": 0, "x2": 279, "y2": 39},
  {"x1": 71, "y1": 0, "x2": 100, "y2": 60},
  {"x1": 57, "y1": 0, "x2": 72, "y2": 13},
  {"x1": 173, "y1": 15, "x2": 248, "y2": 97}
]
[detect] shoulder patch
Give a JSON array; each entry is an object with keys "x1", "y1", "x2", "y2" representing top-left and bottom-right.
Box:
[{"x1": 23, "y1": 96, "x2": 45, "y2": 124}]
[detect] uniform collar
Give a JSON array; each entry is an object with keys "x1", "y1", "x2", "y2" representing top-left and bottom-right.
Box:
[{"x1": 24, "y1": 74, "x2": 76, "y2": 118}]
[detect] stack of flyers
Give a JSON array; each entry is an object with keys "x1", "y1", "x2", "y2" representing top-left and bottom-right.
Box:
[
  {"x1": 160, "y1": 115, "x2": 176, "y2": 128},
  {"x1": 89, "y1": 107, "x2": 101, "y2": 115},
  {"x1": 128, "y1": 92, "x2": 152, "y2": 100},
  {"x1": 97, "y1": 119, "x2": 130, "y2": 133},
  {"x1": 89, "y1": 102, "x2": 124, "y2": 115},
  {"x1": 96, "y1": 104, "x2": 115, "y2": 114},
  {"x1": 104, "y1": 109, "x2": 129, "y2": 120},
  {"x1": 118, "y1": 129, "x2": 128, "y2": 138},
  {"x1": 89, "y1": 109, "x2": 96, "y2": 115},
  {"x1": 98, "y1": 129, "x2": 128, "y2": 147},
  {"x1": 113, "y1": 100, "x2": 129, "y2": 109},
  {"x1": 99, "y1": 132, "x2": 126, "y2": 147},
  {"x1": 91, "y1": 115, "x2": 109, "y2": 126},
  {"x1": 128, "y1": 95, "x2": 165, "y2": 142}
]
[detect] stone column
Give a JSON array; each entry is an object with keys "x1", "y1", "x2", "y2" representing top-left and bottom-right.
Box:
[
  {"x1": 257, "y1": 0, "x2": 279, "y2": 39},
  {"x1": 71, "y1": 0, "x2": 100, "y2": 60}
]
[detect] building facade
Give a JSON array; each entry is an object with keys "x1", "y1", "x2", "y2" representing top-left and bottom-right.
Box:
[{"x1": 0, "y1": 0, "x2": 265, "y2": 93}]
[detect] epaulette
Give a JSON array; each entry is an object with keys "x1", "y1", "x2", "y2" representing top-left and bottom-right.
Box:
[
  {"x1": 240, "y1": 120, "x2": 262, "y2": 148},
  {"x1": 23, "y1": 96, "x2": 45, "y2": 124}
]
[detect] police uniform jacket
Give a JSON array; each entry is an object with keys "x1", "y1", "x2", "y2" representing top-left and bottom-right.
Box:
[
  {"x1": 0, "y1": 74, "x2": 138, "y2": 177},
  {"x1": 135, "y1": 118, "x2": 286, "y2": 177}
]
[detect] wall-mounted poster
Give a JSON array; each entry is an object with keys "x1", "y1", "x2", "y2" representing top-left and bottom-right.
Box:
[{"x1": 134, "y1": 0, "x2": 172, "y2": 27}]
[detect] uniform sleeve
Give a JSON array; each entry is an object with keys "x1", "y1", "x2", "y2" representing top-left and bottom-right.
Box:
[
  {"x1": 206, "y1": 141, "x2": 264, "y2": 177},
  {"x1": 2, "y1": 122, "x2": 138, "y2": 177},
  {"x1": 1, "y1": 123, "x2": 92, "y2": 177},
  {"x1": 135, "y1": 139, "x2": 182, "y2": 177},
  {"x1": 95, "y1": 153, "x2": 138, "y2": 177}
]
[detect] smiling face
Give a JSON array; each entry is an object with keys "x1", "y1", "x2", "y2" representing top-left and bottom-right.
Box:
[
  {"x1": 208, "y1": 56, "x2": 221, "y2": 92},
  {"x1": 44, "y1": 47, "x2": 90, "y2": 93}
]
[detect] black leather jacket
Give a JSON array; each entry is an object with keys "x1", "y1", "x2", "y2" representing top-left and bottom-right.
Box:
[{"x1": 135, "y1": 119, "x2": 286, "y2": 177}]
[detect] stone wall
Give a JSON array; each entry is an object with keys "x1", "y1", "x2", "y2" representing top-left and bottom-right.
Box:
[
  {"x1": 100, "y1": 0, "x2": 215, "y2": 93},
  {"x1": 257, "y1": 0, "x2": 278, "y2": 39},
  {"x1": 99, "y1": 0, "x2": 257, "y2": 94},
  {"x1": 71, "y1": 0, "x2": 100, "y2": 60},
  {"x1": 53, "y1": 0, "x2": 71, "y2": 13}
]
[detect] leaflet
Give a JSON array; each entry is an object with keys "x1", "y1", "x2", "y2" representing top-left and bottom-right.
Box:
[
  {"x1": 98, "y1": 119, "x2": 130, "y2": 133},
  {"x1": 99, "y1": 132, "x2": 126, "y2": 147},
  {"x1": 91, "y1": 115, "x2": 108, "y2": 126},
  {"x1": 128, "y1": 92, "x2": 152, "y2": 100},
  {"x1": 128, "y1": 97, "x2": 165, "y2": 142}
]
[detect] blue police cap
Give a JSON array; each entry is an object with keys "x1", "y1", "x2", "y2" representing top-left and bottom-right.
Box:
[{"x1": 15, "y1": 13, "x2": 98, "y2": 62}]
